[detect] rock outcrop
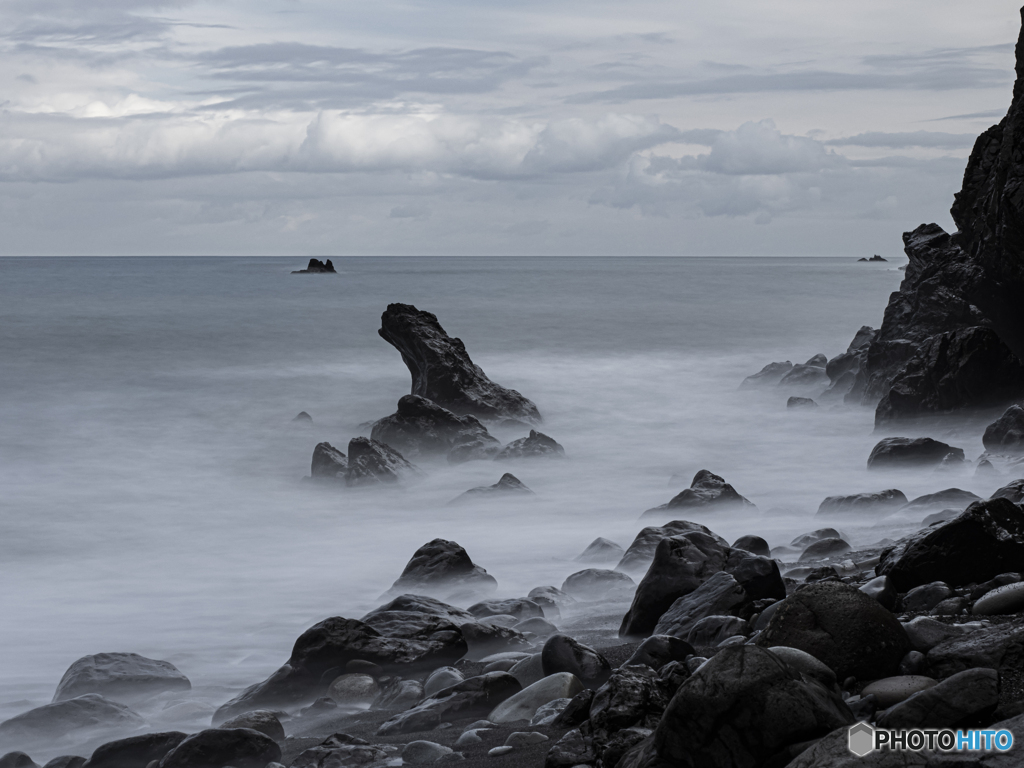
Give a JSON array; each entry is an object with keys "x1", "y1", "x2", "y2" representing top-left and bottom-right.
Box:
[
  {"x1": 292, "y1": 258, "x2": 336, "y2": 274},
  {"x1": 378, "y1": 304, "x2": 541, "y2": 423},
  {"x1": 984, "y1": 404, "x2": 1024, "y2": 453},
  {"x1": 641, "y1": 470, "x2": 755, "y2": 519},
  {"x1": 370, "y1": 395, "x2": 500, "y2": 461},
  {"x1": 388, "y1": 539, "x2": 498, "y2": 598}
]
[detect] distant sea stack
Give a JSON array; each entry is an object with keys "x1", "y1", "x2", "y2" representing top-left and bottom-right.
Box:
[
  {"x1": 850, "y1": 9, "x2": 1024, "y2": 424},
  {"x1": 292, "y1": 258, "x2": 336, "y2": 274},
  {"x1": 857, "y1": 255, "x2": 887, "y2": 262}
]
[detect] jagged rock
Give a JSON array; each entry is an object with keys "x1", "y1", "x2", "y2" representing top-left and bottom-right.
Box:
[
  {"x1": 389, "y1": 539, "x2": 497, "y2": 598},
  {"x1": 731, "y1": 535, "x2": 770, "y2": 557},
  {"x1": 544, "y1": 728, "x2": 595, "y2": 768},
  {"x1": 984, "y1": 404, "x2": 1024, "y2": 453},
  {"x1": 218, "y1": 710, "x2": 285, "y2": 742},
  {"x1": 288, "y1": 734, "x2": 388, "y2": 768},
  {"x1": 778, "y1": 362, "x2": 830, "y2": 390},
  {"x1": 310, "y1": 442, "x2": 347, "y2": 481},
  {"x1": 926, "y1": 618, "x2": 1024, "y2": 677},
  {"x1": 787, "y1": 396, "x2": 818, "y2": 409},
  {"x1": 685, "y1": 615, "x2": 748, "y2": 647},
  {"x1": 991, "y1": 478, "x2": 1024, "y2": 503},
  {"x1": 450, "y1": 473, "x2": 533, "y2": 503},
  {"x1": 624, "y1": 645, "x2": 852, "y2": 768},
  {"x1": 561, "y1": 569, "x2": 635, "y2": 600},
  {"x1": 574, "y1": 537, "x2": 624, "y2": 564},
  {"x1": 493, "y1": 430, "x2": 564, "y2": 461},
  {"x1": 378, "y1": 303, "x2": 541, "y2": 423},
  {"x1": 0, "y1": 695, "x2": 144, "y2": 744},
  {"x1": 799, "y1": 538, "x2": 852, "y2": 562},
  {"x1": 81, "y1": 732, "x2": 187, "y2": 768},
  {"x1": 52, "y1": 652, "x2": 190, "y2": 703},
  {"x1": 488, "y1": 673, "x2": 583, "y2": 724},
  {"x1": 213, "y1": 616, "x2": 466, "y2": 722},
  {"x1": 899, "y1": 488, "x2": 981, "y2": 514},
  {"x1": 293, "y1": 411, "x2": 313, "y2": 423},
  {"x1": 377, "y1": 672, "x2": 522, "y2": 735},
  {"x1": 345, "y1": 437, "x2": 419, "y2": 486},
  {"x1": 650, "y1": 571, "x2": 751, "y2": 639},
  {"x1": 877, "y1": 668, "x2": 999, "y2": 729},
  {"x1": 551, "y1": 690, "x2": 595, "y2": 729},
  {"x1": 816, "y1": 489, "x2": 907, "y2": 515},
  {"x1": 740, "y1": 361, "x2": 793, "y2": 388},
  {"x1": 757, "y1": 581, "x2": 910, "y2": 680},
  {"x1": 866, "y1": 437, "x2": 965, "y2": 469},
  {"x1": 369, "y1": 395, "x2": 500, "y2": 461},
  {"x1": 642, "y1": 470, "x2": 755, "y2": 518},
  {"x1": 364, "y1": 594, "x2": 474, "y2": 625},
  {"x1": 615, "y1": 521, "x2": 727, "y2": 575},
  {"x1": 292, "y1": 258, "x2": 336, "y2": 274},
  {"x1": 876, "y1": 498, "x2": 1024, "y2": 590},
  {"x1": 622, "y1": 635, "x2": 695, "y2": 671},
  {"x1": 157, "y1": 728, "x2": 281, "y2": 768},
  {"x1": 589, "y1": 666, "x2": 668, "y2": 738},
  {"x1": 540, "y1": 634, "x2": 611, "y2": 688}
]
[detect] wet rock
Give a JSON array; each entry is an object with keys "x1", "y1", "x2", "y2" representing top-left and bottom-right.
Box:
[
  {"x1": 530, "y1": 699, "x2": 571, "y2": 726},
  {"x1": 799, "y1": 537, "x2": 852, "y2": 562},
  {"x1": 876, "y1": 498, "x2": 1024, "y2": 590},
  {"x1": 489, "y1": 673, "x2": 583, "y2": 724},
  {"x1": 561, "y1": 569, "x2": 635, "y2": 601},
  {"x1": 615, "y1": 520, "x2": 727, "y2": 575},
  {"x1": 972, "y1": 572, "x2": 1023, "y2": 600},
  {"x1": 402, "y1": 741, "x2": 453, "y2": 764},
  {"x1": 622, "y1": 635, "x2": 695, "y2": 671},
  {"x1": 540, "y1": 635, "x2": 611, "y2": 688},
  {"x1": 816, "y1": 489, "x2": 908, "y2": 515},
  {"x1": 574, "y1": 537, "x2": 624, "y2": 564},
  {"x1": 649, "y1": 571, "x2": 751, "y2": 639},
  {"x1": 630, "y1": 645, "x2": 852, "y2": 768},
  {"x1": 370, "y1": 394, "x2": 500, "y2": 460},
  {"x1": 53, "y1": 653, "x2": 190, "y2": 703},
  {"x1": 423, "y1": 668, "x2": 465, "y2": 698},
  {"x1": 903, "y1": 616, "x2": 973, "y2": 653},
  {"x1": 740, "y1": 361, "x2": 794, "y2": 388},
  {"x1": 899, "y1": 488, "x2": 981, "y2": 514},
  {"x1": 731, "y1": 535, "x2": 770, "y2": 557},
  {"x1": 345, "y1": 437, "x2": 419, "y2": 486},
  {"x1": 508, "y1": 654, "x2": 544, "y2": 689},
  {"x1": 543, "y1": 728, "x2": 594, "y2": 768},
  {"x1": 765, "y1": 646, "x2": 836, "y2": 690},
  {"x1": 861, "y1": 676, "x2": 937, "y2": 708},
  {"x1": 44, "y1": 758, "x2": 85, "y2": 768},
  {"x1": 493, "y1": 430, "x2": 564, "y2": 461},
  {"x1": 292, "y1": 258, "x2": 336, "y2": 274},
  {"x1": 82, "y1": 732, "x2": 187, "y2": 768},
  {"x1": 974, "y1": 582, "x2": 1024, "y2": 615},
  {"x1": 468, "y1": 599, "x2": 543, "y2": 622},
  {"x1": 991, "y1": 478, "x2": 1024, "y2": 504},
  {"x1": 0, "y1": 695, "x2": 144, "y2": 744},
  {"x1": 790, "y1": 528, "x2": 843, "y2": 549},
  {"x1": 0, "y1": 755, "x2": 38, "y2": 768},
  {"x1": 214, "y1": 616, "x2": 466, "y2": 721},
  {"x1": 985, "y1": 405, "x2": 1024, "y2": 453},
  {"x1": 867, "y1": 436, "x2": 966, "y2": 470},
  {"x1": 157, "y1": 728, "x2": 281, "y2": 768},
  {"x1": 642, "y1": 470, "x2": 755, "y2": 518},
  {"x1": 327, "y1": 673, "x2": 380, "y2": 706},
  {"x1": 902, "y1": 581, "x2": 952, "y2": 612},
  {"x1": 389, "y1": 539, "x2": 497, "y2": 598},
  {"x1": 926, "y1": 618, "x2": 1024, "y2": 677},
  {"x1": 310, "y1": 442, "x2": 347, "y2": 481},
  {"x1": 899, "y1": 650, "x2": 927, "y2": 675},
  {"x1": 374, "y1": 678, "x2": 424, "y2": 710},
  {"x1": 551, "y1": 689, "x2": 594, "y2": 728},
  {"x1": 757, "y1": 581, "x2": 911, "y2": 680},
  {"x1": 218, "y1": 711, "x2": 285, "y2": 742},
  {"x1": 685, "y1": 615, "x2": 748, "y2": 647},
  {"x1": 929, "y1": 595, "x2": 968, "y2": 615},
  {"x1": 379, "y1": 303, "x2": 541, "y2": 423},
  {"x1": 288, "y1": 735, "x2": 388, "y2": 768},
  {"x1": 779, "y1": 363, "x2": 830, "y2": 390},
  {"x1": 787, "y1": 397, "x2": 818, "y2": 409},
  {"x1": 377, "y1": 673, "x2": 522, "y2": 735},
  {"x1": 589, "y1": 666, "x2": 668, "y2": 736},
  {"x1": 877, "y1": 668, "x2": 999, "y2": 729},
  {"x1": 451, "y1": 473, "x2": 532, "y2": 503},
  {"x1": 860, "y1": 575, "x2": 898, "y2": 610}
]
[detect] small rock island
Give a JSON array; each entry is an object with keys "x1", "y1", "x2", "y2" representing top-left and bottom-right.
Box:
[{"x1": 292, "y1": 258, "x2": 336, "y2": 274}]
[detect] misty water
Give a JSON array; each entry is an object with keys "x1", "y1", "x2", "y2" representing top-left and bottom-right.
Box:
[{"x1": 0, "y1": 255, "x2": 1005, "y2": 756}]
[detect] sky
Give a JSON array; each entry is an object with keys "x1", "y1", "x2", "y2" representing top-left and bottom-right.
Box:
[{"x1": 0, "y1": 0, "x2": 1021, "y2": 256}]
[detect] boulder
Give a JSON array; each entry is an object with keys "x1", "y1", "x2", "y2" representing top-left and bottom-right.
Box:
[
  {"x1": 926, "y1": 618, "x2": 1024, "y2": 677},
  {"x1": 374, "y1": 678, "x2": 424, "y2": 710},
  {"x1": 867, "y1": 437, "x2": 965, "y2": 469},
  {"x1": 984, "y1": 404, "x2": 1024, "y2": 453},
  {"x1": 876, "y1": 668, "x2": 999, "y2": 729},
  {"x1": 81, "y1": 732, "x2": 187, "y2": 768},
  {"x1": 642, "y1": 470, "x2": 755, "y2": 518},
  {"x1": 43, "y1": 758, "x2": 84, "y2": 768},
  {"x1": 685, "y1": 616, "x2": 748, "y2": 647},
  {"x1": 740, "y1": 361, "x2": 793, "y2": 388},
  {"x1": 451, "y1": 473, "x2": 533, "y2": 503},
  {"x1": 423, "y1": 667, "x2": 464, "y2": 698},
  {"x1": 468, "y1": 599, "x2": 543, "y2": 622},
  {"x1": 515, "y1": 617, "x2": 557, "y2": 637},
  {"x1": 764, "y1": 646, "x2": 836, "y2": 690},
  {"x1": 0, "y1": 756, "x2": 38, "y2": 768},
  {"x1": 974, "y1": 582, "x2": 1024, "y2": 615},
  {"x1": 650, "y1": 572, "x2": 751, "y2": 639},
  {"x1": 327, "y1": 673, "x2": 380, "y2": 706},
  {"x1": 0, "y1": 695, "x2": 144, "y2": 744},
  {"x1": 217, "y1": 710, "x2": 285, "y2": 742},
  {"x1": 213, "y1": 616, "x2": 466, "y2": 722},
  {"x1": 364, "y1": 594, "x2": 474, "y2": 625},
  {"x1": 488, "y1": 673, "x2": 584, "y2": 724},
  {"x1": 757, "y1": 581, "x2": 910, "y2": 680},
  {"x1": 589, "y1": 666, "x2": 668, "y2": 736},
  {"x1": 540, "y1": 635, "x2": 611, "y2": 688},
  {"x1": 402, "y1": 741, "x2": 453, "y2": 764},
  {"x1": 388, "y1": 539, "x2": 497, "y2": 598},
  {"x1": 544, "y1": 728, "x2": 595, "y2": 768},
  {"x1": 157, "y1": 728, "x2": 281, "y2": 768},
  {"x1": 508, "y1": 654, "x2": 545, "y2": 689},
  {"x1": 615, "y1": 520, "x2": 727, "y2": 576},
  {"x1": 628, "y1": 645, "x2": 852, "y2": 768},
  {"x1": 731, "y1": 535, "x2": 770, "y2": 557},
  {"x1": 790, "y1": 528, "x2": 843, "y2": 549},
  {"x1": 990, "y1": 478, "x2": 1024, "y2": 504},
  {"x1": 876, "y1": 498, "x2": 1024, "y2": 590},
  {"x1": 901, "y1": 581, "x2": 952, "y2": 612},
  {"x1": 816, "y1": 489, "x2": 907, "y2": 515},
  {"x1": 310, "y1": 442, "x2": 347, "y2": 481},
  {"x1": 53, "y1": 653, "x2": 190, "y2": 703},
  {"x1": 370, "y1": 394, "x2": 500, "y2": 460},
  {"x1": 787, "y1": 397, "x2": 817, "y2": 409},
  {"x1": 292, "y1": 258, "x2": 336, "y2": 274},
  {"x1": 574, "y1": 537, "x2": 625, "y2": 564},
  {"x1": 561, "y1": 569, "x2": 635, "y2": 601},
  {"x1": 860, "y1": 676, "x2": 936, "y2": 709},
  {"x1": 377, "y1": 672, "x2": 522, "y2": 735},
  {"x1": 799, "y1": 538, "x2": 852, "y2": 561},
  {"x1": 493, "y1": 430, "x2": 564, "y2": 460},
  {"x1": 899, "y1": 488, "x2": 981, "y2": 514},
  {"x1": 779, "y1": 364, "x2": 830, "y2": 390},
  {"x1": 622, "y1": 635, "x2": 695, "y2": 671},
  {"x1": 345, "y1": 437, "x2": 419, "y2": 486},
  {"x1": 859, "y1": 575, "x2": 897, "y2": 611}
]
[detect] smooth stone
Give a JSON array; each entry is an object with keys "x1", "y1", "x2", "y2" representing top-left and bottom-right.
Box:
[
  {"x1": 974, "y1": 581, "x2": 1024, "y2": 615},
  {"x1": 504, "y1": 732, "x2": 548, "y2": 747},
  {"x1": 455, "y1": 730, "x2": 487, "y2": 747},
  {"x1": 876, "y1": 668, "x2": 999, "y2": 729},
  {"x1": 488, "y1": 673, "x2": 584, "y2": 724},
  {"x1": 478, "y1": 652, "x2": 532, "y2": 664},
  {"x1": 157, "y1": 728, "x2": 282, "y2": 768},
  {"x1": 424, "y1": 667, "x2": 465, "y2": 698},
  {"x1": 859, "y1": 575, "x2": 897, "y2": 611},
  {"x1": 861, "y1": 676, "x2": 937, "y2": 708},
  {"x1": 902, "y1": 581, "x2": 952, "y2": 612},
  {"x1": 482, "y1": 660, "x2": 517, "y2": 673},
  {"x1": 402, "y1": 741, "x2": 454, "y2": 764},
  {"x1": 561, "y1": 569, "x2": 635, "y2": 601},
  {"x1": 687, "y1": 615, "x2": 748, "y2": 647},
  {"x1": 575, "y1": 538, "x2": 625, "y2": 564},
  {"x1": 540, "y1": 635, "x2": 611, "y2": 688},
  {"x1": 731, "y1": 535, "x2": 770, "y2": 557},
  {"x1": 0, "y1": 755, "x2": 39, "y2": 768},
  {"x1": 513, "y1": 617, "x2": 557, "y2": 637},
  {"x1": 328, "y1": 673, "x2": 380, "y2": 706},
  {"x1": 766, "y1": 646, "x2": 837, "y2": 689},
  {"x1": 53, "y1": 653, "x2": 190, "y2": 703},
  {"x1": 899, "y1": 650, "x2": 927, "y2": 676},
  {"x1": 487, "y1": 746, "x2": 514, "y2": 757},
  {"x1": 216, "y1": 711, "x2": 285, "y2": 742},
  {"x1": 798, "y1": 538, "x2": 852, "y2": 562},
  {"x1": 902, "y1": 616, "x2": 972, "y2": 653},
  {"x1": 508, "y1": 654, "x2": 544, "y2": 688},
  {"x1": 0, "y1": 695, "x2": 144, "y2": 743}
]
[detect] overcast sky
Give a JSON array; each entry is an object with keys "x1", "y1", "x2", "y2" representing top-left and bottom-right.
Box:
[{"x1": 1, "y1": 0, "x2": 1021, "y2": 256}]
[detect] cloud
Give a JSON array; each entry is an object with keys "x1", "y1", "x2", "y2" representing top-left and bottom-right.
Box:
[
  {"x1": 389, "y1": 203, "x2": 430, "y2": 219},
  {"x1": 824, "y1": 130, "x2": 977, "y2": 148}
]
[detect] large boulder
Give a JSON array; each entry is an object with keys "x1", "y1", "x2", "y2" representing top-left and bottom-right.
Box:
[
  {"x1": 217, "y1": 710, "x2": 285, "y2": 742},
  {"x1": 450, "y1": 473, "x2": 533, "y2": 503},
  {"x1": 310, "y1": 442, "x2": 347, "y2": 481},
  {"x1": 157, "y1": 728, "x2": 281, "y2": 768},
  {"x1": 493, "y1": 430, "x2": 564, "y2": 460},
  {"x1": 488, "y1": 673, "x2": 584, "y2": 724},
  {"x1": 991, "y1": 479, "x2": 1024, "y2": 504},
  {"x1": 81, "y1": 732, "x2": 187, "y2": 768},
  {"x1": 757, "y1": 581, "x2": 910, "y2": 680},
  {"x1": 866, "y1": 437, "x2": 965, "y2": 469},
  {"x1": 377, "y1": 672, "x2": 521, "y2": 735},
  {"x1": 589, "y1": 666, "x2": 669, "y2": 738},
  {"x1": 899, "y1": 488, "x2": 981, "y2": 514},
  {"x1": 786, "y1": 725, "x2": 929, "y2": 767},
  {"x1": 624, "y1": 646, "x2": 852, "y2": 768},
  {"x1": 0, "y1": 695, "x2": 144, "y2": 745},
  {"x1": 53, "y1": 653, "x2": 190, "y2": 703},
  {"x1": 650, "y1": 572, "x2": 751, "y2": 640},
  {"x1": 574, "y1": 537, "x2": 625, "y2": 565},
  {"x1": 816, "y1": 489, "x2": 907, "y2": 516},
  {"x1": 984, "y1": 404, "x2": 1024, "y2": 453},
  {"x1": 615, "y1": 521, "x2": 727, "y2": 576},
  {"x1": 540, "y1": 635, "x2": 611, "y2": 688},
  {"x1": 561, "y1": 569, "x2": 635, "y2": 601},
  {"x1": 369, "y1": 395, "x2": 500, "y2": 460},
  {"x1": 876, "y1": 498, "x2": 1024, "y2": 590},
  {"x1": 378, "y1": 303, "x2": 541, "y2": 423},
  {"x1": 213, "y1": 616, "x2": 466, "y2": 722},
  {"x1": 345, "y1": 437, "x2": 419, "y2": 486},
  {"x1": 388, "y1": 539, "x2": 497, "y2": 598},
  {"x1": 641, "y1": 470, "x2": 755, "y2": 518}
]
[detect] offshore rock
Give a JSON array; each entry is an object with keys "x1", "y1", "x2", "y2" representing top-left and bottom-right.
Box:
[
  {"x1": 310, "y1": 442, "x2": 347, "y2": 481},
  {"x1": 291, "y1": 258, "x2": 336, "y2": 274},
  {"x1": 493, "y1": 430, "x2": 564, "y2": 460},
  {"x1": 615, "y1": 521, "x2": 728, "y2": 576},
  {"x1": 866, "y1": 437, "x2": 964, "y2": 470},
  {"x1": 345, "y1": 437, "x2": 419, "y2": 486},
  {"x1": 378, "y1": 303, "x2": 541, "y2": 423},
  {"x1": 389, "y1": 539, "x2": 497, "y2": 598},
  {"x1": 370, "y1": 395, "x2": 499, "y2": 460},
  {"x1": 451, "y1": 473, "x2": 533, "y2": 504},
  {"x1": 641, "y1": 470, "x2": 755, "y2": 518},
  {"x1": 53, "y1": 653, "x2": 190, "y2": 703}
]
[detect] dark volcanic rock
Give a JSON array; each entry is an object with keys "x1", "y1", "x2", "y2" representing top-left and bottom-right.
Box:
[
  {"x1": 984, "y1": 404, "x2": 1024, "y2": 453},
  {"x1": 900, "y1": 487, "x2": 981, "y2": 513},
  {"x1": 798, "y1": 537, "x2": 852, "y2": 562},
  {"x1": 615, "y1": 521, "x2": 727, "y2": 576},
  {"x1": 574, "y1": 537, "x2": 625, "y2": 564},
  {"x1": 83, "y1": 732, "x2": 187, "y2": 768},
  {"x1": 642, "y1": 470, "x2": 755, "y2": 518},
  {"x1": 157, "y1": 728, "x2": 280, "y2": 768},
  {"x1": 53, "y1": 653, "x2": 190, "y2": 703},
  {"x1": 370, "y1": 395, "x2": 499, "y2": 460},
  {"x1": 218, "y1": 710, "x2": 285, "y2": 742},
  {"x1": 540, "y1": 634, "x2": 611, "y2": 688},
  {"x1": 816, "y1": 489, "x2": 907, "y2": 515},
  {"x1": 493, "y1": 430, "x2": 564, "y2": 460},
  {"x1": 345, "y1": 437, "x2": 419, "y2": 486},
  {"x1": 787, "y1": 396, "x2": 817, "y2": 409},
  {"x1": 589, "y1": 665, "x2": 668, "y2": 736},
  {"x1": 292, "y1": 258, "x2": 336, "y2": 274},
  {"x1": 389, "y1": 539, "x2": 497, "y2": 597},
  {"x1": 867, "y1": 436, "x2": 965, "y2": 469},
  {"x1": 740, "y1": 361, "x2": 793, "y2": 388},
  {"x1": 377, "y1": 672, "x2": 521, "y2": 735},
  {"x1": 731, "y1": 534, "x2": 770, "y2": 557},
  {"x1": 627, "y1": 645, "x2": 852, "y2": 768},
  {"x1": 876, "y1": 497, "x2": 1024, "y2": 591},
  {"x1": 757, "y1": 581, "x2": 910, "y2": 680},
  {"x1": 310, "y1": 442, "x2": 347, "y2": 481},
  {"x1": 926, "y1": 618, "x2": 1024, "y2": 678},
  {"x1": 0, "y1": 695, "x2": 144, "y2": 744},
  {"x1": 378, "y1": 303, "x2": 541, "y2": 423},
  {"x1": 991, "y1": 478, "x2": 1024, "y2": 503},
  {"x1": 561, "y1": 569, "x2": 635, "y2": 600},
  {"x1": 0, "y1": 755, "x2": 39, "y2": 768},
  {"x1": 450, "y1": 473, "x2": 533, "y2": 504},
  {"x1": 622, "y1": 635, "x2": 695, "y2": 671},
  {"x1": 650, "y1": 571, "x2": 751, "y2": 639},
  {"x1": 778, "y1": 363, "x2": 830, "y2": 390}
]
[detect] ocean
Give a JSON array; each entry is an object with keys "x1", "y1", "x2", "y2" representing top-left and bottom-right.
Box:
[{"x1": 0, "y1": 254, "x2": 995, "y2": 756}]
